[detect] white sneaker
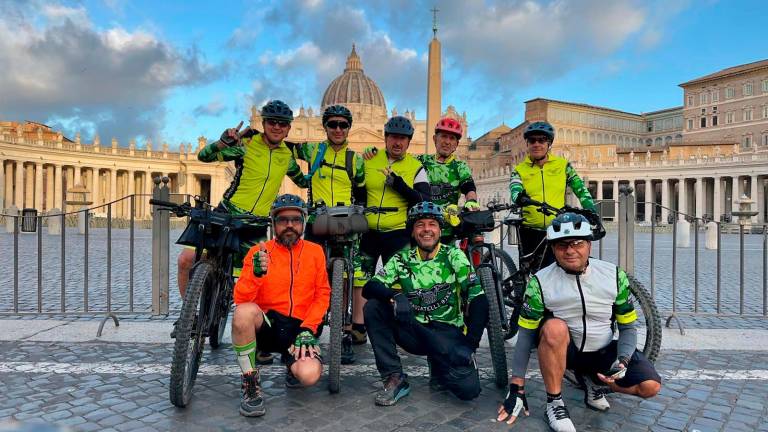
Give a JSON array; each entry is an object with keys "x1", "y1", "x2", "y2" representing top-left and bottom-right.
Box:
[
  {"x1": 583, "y1": 376, "x2": 611, "y2": 411},
  {"x1": 546, "y1": 398, "x2": 576, "y2": 432}
]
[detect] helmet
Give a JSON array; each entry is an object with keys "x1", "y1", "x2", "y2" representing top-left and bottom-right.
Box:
[
  {"x1": 322, "y1": 104, "x2": 353, "y2": 126},
  {"x1": 407, "y1": 201, "x2": 444, "y2": 231},
  {"x1": 435, "y1": 117, "x2": 463, "y2": 138},
  {"x1": 270, "y1": 194, "x2": 307, "y2": 219},
  {"x1": 546, "y1": 213, "x2": 592, "y2": 242},
  {"x1": 261, "y1": 100, "x2": 293, "y2": 122},
  {"x1": 523, "y1": 121, "x2": 555, "y2": 142},
  {"x1": 384, "y1": 116, "x2": 414, "y2": 138}
]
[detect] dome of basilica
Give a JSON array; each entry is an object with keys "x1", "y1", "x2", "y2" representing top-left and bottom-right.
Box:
[{"x1": 321, "y1": 45, "x2": 386, "y2": 112}]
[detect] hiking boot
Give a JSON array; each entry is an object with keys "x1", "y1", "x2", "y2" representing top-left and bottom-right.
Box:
[
  {"x1": 341, "y1": 333, "x2": 356, "y2": 365},
  {"x1": 349, "y1": 328, "x2": 367, "y2": 345},
  {"x1": 239, "y1": 370, "x2": 265, "y2": 417},
  {"x1": 256, "y1": 350, "x2": 274, "y2": 365},
  {"x1": 285, "y1": 367, "x2": 303, "y2": 389},
  {"x1": 375, "y1": 373, "x2": 410, "y2": 406},
  {"x1": 545, "y1": 398, "x2": 576, "y2": 432},
  {"x1": 583, "y1": 375, "x2": 611, "y2": 411}
]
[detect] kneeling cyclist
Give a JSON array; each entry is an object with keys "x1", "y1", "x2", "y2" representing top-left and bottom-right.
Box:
[
  {"x1": 362, "y1": 202, "x2": 489, "y2": 406},
  {"x1": 231, "y1": 195, "x2": 330, "y2": 417}
]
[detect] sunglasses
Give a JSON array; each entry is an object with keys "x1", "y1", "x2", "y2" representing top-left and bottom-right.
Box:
[
  {"x1": 325, "y1": 120, "x2": 350, "y2": 130},
  {"x1": 274, "y1": 215, "x2": 304, "y2": 225},
  {"x1": 552, "y1": 239, "x2": 588, "y2": 251},
  {"x1": 526, "y1": 136, "x2": 551, "y2": 145},
  {"x1": 265, "y1": 118, "x2": 291, "y2": 128}
]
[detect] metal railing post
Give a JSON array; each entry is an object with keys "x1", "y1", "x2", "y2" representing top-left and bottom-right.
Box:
[
  {"x1": 152, "y1": 176, "x2": 170, "y2": 315},
  {"x1": 618, "y1": 190, "x2": 627, "y2": 269},
  {"x1": 625, "y1": 188, "x2": 635, "y2": 275}
]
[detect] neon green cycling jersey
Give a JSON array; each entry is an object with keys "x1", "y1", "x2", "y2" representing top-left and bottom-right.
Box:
[
  {"x1": 290, "y1": 140, "x2": 365, "y2": 207},
  {"x1": 197, "y1": 132, "x2": 306, "y2": 216},
  {"x1": 372, "y1": 243, "x2": 484, "y2": 328},
  {"x1": 364, "y1": 151, "x2": 425, "y2": 232}
]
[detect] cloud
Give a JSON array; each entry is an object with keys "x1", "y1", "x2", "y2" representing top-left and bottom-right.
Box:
[
  {"x1": 192, "y1": 97, "x2": 226, "y2": 117},
  {"x1": 0, "y1": 1, "x2": 219, "y2": 144}
]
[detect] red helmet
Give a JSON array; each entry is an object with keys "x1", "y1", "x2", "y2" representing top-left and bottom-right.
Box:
[{"x1": 435, "y1": 117, "x2": 463, "y2": 139}]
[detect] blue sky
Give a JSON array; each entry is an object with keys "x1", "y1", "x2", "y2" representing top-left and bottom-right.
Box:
[{"x1": 0, "y1": 0, "x2": 764, "y2": 147}]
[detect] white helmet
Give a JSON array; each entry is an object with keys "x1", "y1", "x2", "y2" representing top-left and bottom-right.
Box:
[{"x1": 547, "y1": 213, "x2": 593, "y2": 241}]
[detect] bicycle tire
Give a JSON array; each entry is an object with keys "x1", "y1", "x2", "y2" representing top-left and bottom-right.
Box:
[
  {"x1": 170, "y1": 261, "x2": 214, "y2": 407},
  {"x1": 482, "y1": 249, "x2": 522, "y2": 340},
  {"x1": 327, "y1": 259, "x2": 345, "y2": 393},
  {"x1": 478, "y1": 266, "x2": 509, "y2": 388},
  {"x1": 626, "y1": 274, "x2": 662, "y2": 363},
  {"x1": 209, "y1": 278, "x2": 232, "y2": 350}
]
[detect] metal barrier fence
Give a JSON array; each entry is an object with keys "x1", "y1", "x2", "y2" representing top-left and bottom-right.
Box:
[{"x1": 0, "y1": 177, "x2": 185, "y2": 335}]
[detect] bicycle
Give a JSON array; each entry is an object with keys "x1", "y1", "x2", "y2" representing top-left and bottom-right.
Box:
[
  {"x1": 497, "y1": 198, "x2": 662, "y2": 363},
  {"x1": 150, "y1": 197, "x2": 270, "y2": 407},
  {"x1": 309, "y1": 203, "x2": 396, "y2": 394}
]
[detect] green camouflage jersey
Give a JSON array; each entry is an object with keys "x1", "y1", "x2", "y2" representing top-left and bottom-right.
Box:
[
  {"x1": 372, "y1": 243, "x2": 484, "y2": 328},
  {"x1": 417, "y1": 154, "x2": 475, "y2": 238}
]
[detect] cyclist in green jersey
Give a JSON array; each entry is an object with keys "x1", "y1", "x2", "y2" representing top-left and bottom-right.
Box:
[
  {"x1": 287, "y1": 104, "x2": 368, "y2": 360},
  {"x1": 173, "y1": 100, "x2": 307, "y2": 339},
  {"x1": 362, "y1": 202, "x2": 489, "y2": 405},
  {"x1": 364, "y1": 116, "x2": 478, "y2": 242}
]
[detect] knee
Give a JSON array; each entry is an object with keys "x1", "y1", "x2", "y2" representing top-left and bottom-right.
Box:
[
  {"x1": 178, "y1": 250, "x2": 195, "y2": 268},
  {"x1": 637, "y1": 380, "x2": 661, "y2": 398},
  {"x1": 232, "y1": 303, "x2": 262, "y2": 331},
  {"x1": 539, "y1": 319, "x2": 569, "y2": 348},
  {"x1": 293, "y1": 359, "x2": 322, "y2": 387},
  {"x1": 446, "y1": 366, "x2": 481, "y2": 401},
  {"x1": 363, "y1": 298, "x2": 387, "y2": 322}
]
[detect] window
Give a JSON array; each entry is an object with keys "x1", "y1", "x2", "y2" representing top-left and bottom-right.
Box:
[
  {"x1": 687, "y1": 95, "x2": 694, "y2": 106},
  {"x1": 726, "y1": 112, "x2": 734, "y2": 124},
  {"x1": 726, "y1": 87, "x2": 735, "y2": 99},
  {"x1": 744, "y1": 82, "x2": 753, "y2": 96},
  {"x1": 743, "y1": 136, "x2": 752, "y2": 148},
  {"x1": 763, "y1": 106, "x2": 768, "y2": 118},
  {"x1": 763, "y1": 79, "x2": 768, "y2": 93},
  {"x1": 744, "y1": 109, "x2": 753, "y2": 121},
  {"x1": 646, "y1": 121, "x2": 652, "y2": 132},
  {"x1": 701, "y1": 108, "x2": 706, "y2": 115},
  {"x1": 700, "y1": 117, "x2": 706, "y2": 128},
  {"x1": 711, "y1": 90, "x2": 719, "y2": 102},
  {"x1": 700, "y1": 93, "x2": 708, "y2": 104},
  {"x1": 763, "y1": 134, "x2": 768, "y2": 146},
  {"x1": 687, "y1": 119, "x2": 693, "y2": 130},
  {"x1": 712, "y1": 115, "x2": 718, "y2": 126}
]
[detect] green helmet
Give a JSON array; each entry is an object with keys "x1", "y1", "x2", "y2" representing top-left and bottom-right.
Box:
[
  {"x1": 261, "y1": 100, "x2": 293, "y2": 122},
  {"x1": 384, "y1": 115, "x2": 414, "y2": 138},
  {"x1": 322, "y1": 104, "x2": 353, "y2": 126},
  {"x1": 270, "y1": 194, "x2": 307, "y2": 219},
  {"x1": 407, "y1": 201, "x2": 444, "y2": 231},
  {"x1": 524, "y1": 121, "x2": 555, "y2": 142}
]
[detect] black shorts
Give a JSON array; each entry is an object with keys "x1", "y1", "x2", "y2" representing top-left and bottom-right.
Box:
[
  {"x1": 565, "y1": 340, "x2": 661, "y2": 388},
  {"x1": 256, "y1": 310, "x2": 306, "y2": 367}
]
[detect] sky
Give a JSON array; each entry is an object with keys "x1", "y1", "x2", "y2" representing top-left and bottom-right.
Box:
[{"x1": 0, "y1": 0, "x2": 765, "y2": 148}]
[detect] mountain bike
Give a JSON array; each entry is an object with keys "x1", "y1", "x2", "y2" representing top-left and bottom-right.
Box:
[{"x1": 150, "y1": 197, "x2": 270, "y2": 407}]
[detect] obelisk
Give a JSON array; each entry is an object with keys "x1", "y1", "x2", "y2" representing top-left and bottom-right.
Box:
[{"x1": 426, "y1": 7, "x2": 442, "y2": 155}]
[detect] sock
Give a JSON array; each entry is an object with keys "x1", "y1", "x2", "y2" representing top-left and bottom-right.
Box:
[
  {"x1": 352, "y1": 323, "x2": 366, "y2": 333},
  {"x1": 234, "y1": 340, "x2": 257, "y2": 374},
  {"x1": 546, "y1": 392, "x2": 562, "y2": 403}
]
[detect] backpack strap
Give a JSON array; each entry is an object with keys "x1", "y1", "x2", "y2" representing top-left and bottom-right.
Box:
[
  {"x1": 304, "y1": 142, "x2": 328, "y2": 181},
  {"x1": 345, "y1": 149, "x2": 355, "y2": 183}
]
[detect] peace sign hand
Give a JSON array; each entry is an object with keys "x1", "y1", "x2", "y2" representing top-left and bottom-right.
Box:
[{"x1": 220, "y1": 121, "x2": 245, "y2": 147}]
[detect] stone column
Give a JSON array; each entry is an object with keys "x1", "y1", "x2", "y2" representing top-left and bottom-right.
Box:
[
  {"x1": 74, "y1": 166, "x2": 82, "y2": 187},
  {"x1": 91, "y1": 168, "x2": 100, "y2": 209},
  {"x1": 24, "y1": 164, "x2": 34, "y2": 208},
  {"x1": 127, "y1": 170, "x2": 135, "y2": 218},
  {"x1": 750, "y1": 175, "x2": 759, "y2": 222},
  {"x1": 4, "y1": 162, "x2": 14, "y2": 209},
  {"x1": 45, "y1": 166, "x2": 53, "y2": 211},
  {"x1": 143, "y1": 171, "x2": 153, "y2": 217},
  {"x1": 15, "y1": 161, "x2": 24, "y2": 209},
  {"x1": 53, "y1": 165, "x2": 63, "y2": 210},
  {"x1": 678, "y1": 178, "x2": 687, "y2": 219},
  {"x1": 644, "y1": 179, "x2": 653, "y2": 223},
  {"x1": 713, "y1": 177, "x2": 721, "y2": 222},
  {"x1": 695, "y1": 177, "x2": 704, "y2": 219},
  {"x1": 0, "y1": 160, "x2": 4, "y2": 210},
  {"x1": 731, "y1": 176, "x2": 739, "y2": 214},
  {"x1": 613, "y1": 180, "x2": 619, "y2": 219},
  {"x1": 109, "y1": 169, "x2": 117, "y2": 216},
  {"x1": 34, "y1": 163, "x2": 43, "y2": 211}
]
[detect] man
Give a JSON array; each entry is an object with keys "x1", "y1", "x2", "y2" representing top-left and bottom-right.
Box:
[
  {"x1": 365, "y1": 116, "x2": 478, "y2": 242},
  {"x1": 508, "y1": 121, "x2": 595, "y2": 271},
  {"x1": 355, "y1": 115, "x2": 431, "y2": 344},
  {"x1": 288, "y1": 105, "x2": 367, "y2": 360},
  {"x1": 496, "y1": 213, "x2": 661, "y2": 432},
  {"x1": 173, "y1": 100, "x2": 306, "y2": 356},
  {"x1": 231, "y1": 194, "x2": 330, "y2": 417},
  {"x1": 362, "y1": 201, "x2": 489, "y2": 405}
]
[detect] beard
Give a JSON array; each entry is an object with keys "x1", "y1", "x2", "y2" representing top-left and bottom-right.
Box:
[{"x1": 277, "y1": 227, "x2": 302, "y2": 247}]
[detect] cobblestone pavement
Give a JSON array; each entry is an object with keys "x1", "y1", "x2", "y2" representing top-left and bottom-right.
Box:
[
  {"x1": 1, "y1": 331, "x2": 768, "y2": 432},
  {"x1": 2, "y1": 228, "x2": 768, "y2": 328}
]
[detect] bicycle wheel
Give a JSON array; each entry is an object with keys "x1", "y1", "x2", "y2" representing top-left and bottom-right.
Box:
[
  {"x1": 209, "y1": 278, "x2": 232, "y2": 350},
  {"x1": 482, "y1": 249, "x2": 522, "y2": 340},
  {"x1": 170, "y1": 261, "x2": 214, "y2": 407},
  {"x1": 477, "y1": 266, "x2": 508, "y2": 388},
  {"x1": 327, "y1": 259, "x2": 345, "y2": 393},
  {"x1": 626, "y1": 274, "x2": 662, "y2": 363}
]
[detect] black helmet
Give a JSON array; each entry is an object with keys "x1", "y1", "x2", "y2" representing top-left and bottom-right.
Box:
[
  {"x1": 322, "y1": 104, "x2": 353, "y2": 126},
  {"x1": 523, "y1": 121, "x2": 555, "y2": 142},
  {"x1": 261, "y1": 100, "x2": 293, "y2": 122},
  {"x1": 406, "y1": 201, "x2": 444, "y2": 231},
  {"x1": 270, "y1": 194, "x2": 307, "y2": 219},
  {"x1": 384, "y1": 116, "x2": 414, "y2": 138}
]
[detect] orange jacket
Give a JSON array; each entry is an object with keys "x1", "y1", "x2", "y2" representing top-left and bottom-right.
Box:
[{"x1": 234, "y1": 238, "x2": 330, "y2": 333}]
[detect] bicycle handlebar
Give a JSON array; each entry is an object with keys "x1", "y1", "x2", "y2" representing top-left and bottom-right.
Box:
[{"x1": 150, "y1": 199, "x2": 270, "y2": 224}]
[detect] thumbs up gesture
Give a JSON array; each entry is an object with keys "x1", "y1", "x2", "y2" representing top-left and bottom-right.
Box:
[{"x1": 252, "y1": 241, "x2": 269, "y2": 277}]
